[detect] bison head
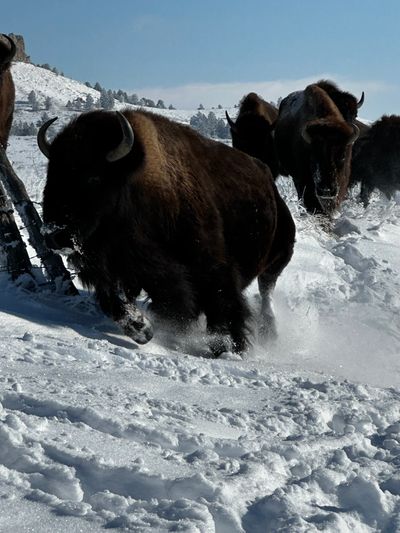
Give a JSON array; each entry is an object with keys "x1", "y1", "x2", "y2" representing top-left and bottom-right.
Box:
[
  {"x1": 226, "y1": 111, "x2": 278, "y2": 176},
  {"x1": 302, "y1": 119, "x2": 359, "y2": 211},
  {"x1": 38, "y1": 111, "x2": 136, "y2": 253},
  {"x1": 0, "y1": 34, "x2": 16, "y2": 71}
]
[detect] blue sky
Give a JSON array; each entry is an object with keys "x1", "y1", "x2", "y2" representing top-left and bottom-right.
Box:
[{"x1": 3, "y1": 0, "x2": 400, "y2": 119}]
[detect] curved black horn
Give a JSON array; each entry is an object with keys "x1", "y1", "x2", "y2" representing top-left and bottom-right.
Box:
[
  {"x1": 348, "y1": 123, "x2": 360, "y2": 144},
  {"x1": 0, "y1": 34, "x2": 16, "y2": 64},
  {"x1": 106, "y1": 111, "x2": 135, "y2": 163},
  {"x1": 357, "y1": 91, "x2": 365, "y2": 109},
  {"x1": 225, "y1": 111, "x2": 237, "y2": 132},
  {"x1": 37, "y1": 117, "x2": 58, "y2": 159}
]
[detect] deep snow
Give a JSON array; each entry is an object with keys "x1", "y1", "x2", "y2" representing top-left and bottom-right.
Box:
[{"x1": 0, "y1": 63, "x2": 399, "y2": 532}]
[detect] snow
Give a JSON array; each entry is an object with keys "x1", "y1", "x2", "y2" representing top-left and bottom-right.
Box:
[{"x1": 1, "y1": 62, "x2": 400, "y2": 532}]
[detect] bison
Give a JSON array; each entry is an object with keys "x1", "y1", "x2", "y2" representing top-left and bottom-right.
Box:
[
  {"x1": 351, "y1": 115, "x2": 400, "y2": 206},
  {"x1": 315, "y1": 79, "x2": 364, "y2": 123},
  {"x1": 0, "y1": 34, "x2": 16, "y2": 149},
  {"x1": 37, "y1": 109, "x2": 295, "y2": 356},
  {"x1": 225, "y1": 93, "x2": 279, "y2": 178},
  {"x1": 274, "y1": 82, "x2": 361, "y2": 214}
]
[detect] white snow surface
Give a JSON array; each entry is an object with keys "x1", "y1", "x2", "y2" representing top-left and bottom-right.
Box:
[{"x1": 0, "y1": 63, "x2": 400, "y2": 532}]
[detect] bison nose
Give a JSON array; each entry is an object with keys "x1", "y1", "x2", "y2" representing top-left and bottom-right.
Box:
[{"x1": 44, "y1": 231, "x2": 72, "y2": 252}]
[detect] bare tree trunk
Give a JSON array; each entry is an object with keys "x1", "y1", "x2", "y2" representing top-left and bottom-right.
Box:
[{"x1": 0, "y1": 146, "x2": 78, "y2": 295}]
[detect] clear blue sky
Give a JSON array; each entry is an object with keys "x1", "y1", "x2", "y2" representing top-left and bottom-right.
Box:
[{"x1": 3, "y1": 0, "x2": 400, "y2": 119}]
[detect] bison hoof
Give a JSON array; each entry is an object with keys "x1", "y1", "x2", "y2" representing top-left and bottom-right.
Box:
[
  {"x1": 208, "y1": 334, "x2": 233, "y2": 358},
  {"x1": 118, "y1": 305, "x2": 154, "y2": 344}
]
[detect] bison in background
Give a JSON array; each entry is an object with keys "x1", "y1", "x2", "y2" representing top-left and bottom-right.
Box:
[
  {"x1": 225, "y1": 93, "x2": 279, "y2": 178},
  {"x1": 315, "y1": 79, "x2": 364, "y2": 123},
  {"x1": 351, "y1": 115, "x2": 400, "y2": 206},
  {"x1": 274, "y1": 82, "x2": 360, "y2": 214},
  {"x1": 38, "y1": 109, "x2": 295, "y2": 356},
  {"x1": 0, "y1": 34, "x2": 16, "y2": 149}
]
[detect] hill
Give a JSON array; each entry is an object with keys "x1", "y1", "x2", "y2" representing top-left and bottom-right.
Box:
[{"x1": 1, "y1": 62, "x2": 400, "y2": 532}]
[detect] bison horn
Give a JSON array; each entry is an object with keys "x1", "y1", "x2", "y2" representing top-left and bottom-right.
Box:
[
  {"x1": 106, "y1": 111, "x2": 135, "y2": 163},
  {"x1": 0, "y1": 34, "x2": 16, "y2": 64},
  {"x1": 357, "y1": 91, "x2": 365, "y2": 109},
  {"x1": 225, "y1": 111, "x2": 237, "y2": 133},
  {"x1": 37, "y1": 117, "x2": 58, "y2": 159},
  {"x1": 348, "y1": 123, "x2": 360, "y2": 144}
]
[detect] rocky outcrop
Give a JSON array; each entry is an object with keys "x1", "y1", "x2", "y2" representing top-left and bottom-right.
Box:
[{"x1": 7, "y1": 34, "x2": 30, "y2": 63}]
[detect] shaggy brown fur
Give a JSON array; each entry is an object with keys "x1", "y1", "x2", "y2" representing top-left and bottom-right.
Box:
[
  {"x1": 0, "y1": 35, "x2": 16, "y2": 149},
  {"x1": 315, "y1": 80, "x2": 364, "y2": 123},
  {"x1": 226, "y1": 93, "x2": 279, "y2": 177},
  {"x1": 41, "y1": 109, "x2": 295, "y2": 355},
  {"x1": 351, "y1": 115, "x2": 400, "y2": 206},
  {"x1": 274, "y1": 83, "x2": 359, "y2": 214}
]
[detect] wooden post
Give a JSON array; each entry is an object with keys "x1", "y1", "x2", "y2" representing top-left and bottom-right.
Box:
[
  {"x1": 0, "y1": 146, "x2": 78, "y2": 295},
  {"x1": 0, "y1": 179, "x2": 34, "y2": 283}
]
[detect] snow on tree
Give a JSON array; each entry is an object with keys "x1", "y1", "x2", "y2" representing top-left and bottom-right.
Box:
[
  {"x1": 28, "y1": 90, "x2": 39, "y2": 112},
  {"x1": 44, "y1": 96, "x2": 53, "y2": 111},
  {"x1": 84, "y1": 94, "x2": 95, "y2": 111}
]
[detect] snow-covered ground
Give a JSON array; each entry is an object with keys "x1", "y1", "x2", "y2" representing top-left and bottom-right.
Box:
[{"x1": 1, "y1": 63, "x2": 400, "y2": 532}]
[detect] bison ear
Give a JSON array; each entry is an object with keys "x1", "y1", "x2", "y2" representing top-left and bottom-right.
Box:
[{"x1": 106, "y1": 111, "x2": 135, "y2": 163}]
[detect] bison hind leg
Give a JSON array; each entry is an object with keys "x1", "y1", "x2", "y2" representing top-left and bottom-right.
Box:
[
  {"x1": 201, "y1": 265, "x2": 252, "y2": 357},
  {"x1": 258, "y1": 197, "x2": 295, "y2": 345}
]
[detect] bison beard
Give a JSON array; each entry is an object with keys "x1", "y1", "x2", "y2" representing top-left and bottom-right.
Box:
[{"x1": 38, "y1": 109, "x2": 295, "y2": 356}]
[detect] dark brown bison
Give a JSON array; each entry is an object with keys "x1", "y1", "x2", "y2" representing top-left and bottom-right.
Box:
[
  {"x1": 0, "y1": 34, "x2": 16, "y2": 149},
  {"x1": 351, "y1": 115, "x2": 400, "y2": 206},
  {"x1": 274, "y1": 82, "x2": 360, "y2": 214},
  {"x1": 225, "y1": 93, "x2": 279, "y2": 177},
  {"x1": 315, "y1": 80, "x2": 364, "y2": 123},
  {"x1": 37, "y1": 109, "x2": 295, "y2": 356}
]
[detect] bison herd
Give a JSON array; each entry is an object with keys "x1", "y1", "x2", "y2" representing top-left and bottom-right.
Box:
[{"x1": 1, "y1": 33, "x2": 399, "y2": 356}]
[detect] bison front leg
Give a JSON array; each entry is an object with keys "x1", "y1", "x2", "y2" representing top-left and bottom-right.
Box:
[{"x1": 95, "y1": 284, "x2": 153, "y2": 345}]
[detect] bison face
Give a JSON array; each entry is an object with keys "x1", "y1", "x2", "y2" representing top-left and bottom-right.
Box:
[
  {"x1": 39, "y1": 111, "x2": 136, "y2": 251},
  {"x1": 302, "y1": 120, "x2": 359, "y2": 211},
  {"x1": 226, "y1": 112, "x2": 278, "y2": 176}
]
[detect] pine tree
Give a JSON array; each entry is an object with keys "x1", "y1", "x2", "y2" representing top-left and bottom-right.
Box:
[
  {"x1": 84, "y1": 94, "x2": 95, "y2": 111},
  {"x1": 28, "y1": 90, "x2": 39, "y2": 112},
  {"x1": 36, "y1": 112, "x2": 50, "y2": 128},
  {"x1": 99, "y1": 89, "x2": 114, "y2": 110},
  {"x1": 128, "y1": 93, "x2": 139, "y2": 105},
  {"x1": 44, "y1": 96, "x2": 53, "y2": 111}
]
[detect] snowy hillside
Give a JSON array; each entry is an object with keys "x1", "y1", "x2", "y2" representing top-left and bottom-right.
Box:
[
  {"x1": 11, "y1": 62, "x2": 231, "y2": 127},
  {"x1": 1, "y1": 63, "x2": 400, "y2": 532}
]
